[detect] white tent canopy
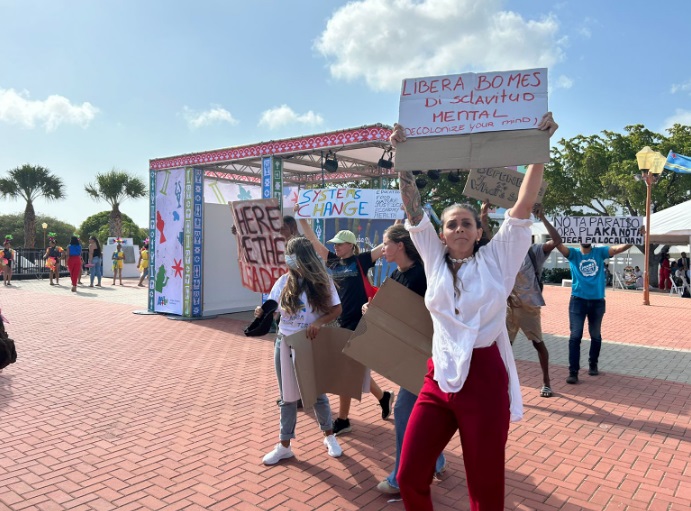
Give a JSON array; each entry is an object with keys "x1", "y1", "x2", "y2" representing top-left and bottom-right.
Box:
[{"x1": 649, "y1": 199, "x2": 691, "y2": 245}]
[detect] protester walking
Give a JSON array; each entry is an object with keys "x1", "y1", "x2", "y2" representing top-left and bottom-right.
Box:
[
  {"x1": 298, "y1": 216, "x2": 394, "y2": 436},
  {"x1": 66, "y1": 236, "x2": 82, "y2": 292},
  {"x1": 256, "y1": 236, "x2": 343, "y2": 465},
  {"x1": 391, "y1": 112, "x2": 559, "y2": 511},
  {"x1": 88, "y1": 236, "x2": 103, "y2": 287},
  {"x1": 557, "y1": 239, "x2": 633, "y2": 384},
  {"x1": 368, "y1": 224, "x2": 447, "y2": 495},
  {"x1": 482, "y1": 202, "x2": 561, "y2": 398}
]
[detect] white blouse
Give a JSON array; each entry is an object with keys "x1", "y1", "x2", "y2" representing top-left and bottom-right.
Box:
[{"x1": 406, "y1": 211, "x2": 532, "y2": 421}]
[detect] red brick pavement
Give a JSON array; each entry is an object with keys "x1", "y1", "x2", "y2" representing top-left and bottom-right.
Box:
[
  {"x1": 0, "y1": 284, "x2": 689, "y2": 510},
  {"x1": 540, "y1": 286, "x2": 691, "y2": 350}
]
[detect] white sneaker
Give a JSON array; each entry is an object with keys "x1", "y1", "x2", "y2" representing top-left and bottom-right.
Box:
[
  {"x1": 262, "y1": 443, "x2": 294, "y2": 465},
  {"x1": 323, "y1": 434, "x2": 343, "y2": 458}
]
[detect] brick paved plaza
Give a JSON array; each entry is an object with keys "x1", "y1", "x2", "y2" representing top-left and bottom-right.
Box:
[{"x1": 0, "y1": 279, "x2": 689, "y2": 510}]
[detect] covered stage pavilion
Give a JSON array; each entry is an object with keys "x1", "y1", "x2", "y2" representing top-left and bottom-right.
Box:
[{"x1": 147, "y1": 124, "x2": 398, "y2": 318}]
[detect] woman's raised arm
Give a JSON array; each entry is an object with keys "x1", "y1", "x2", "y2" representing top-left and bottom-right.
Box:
[{"x1": 391, "y1": 124, "x2": 424, "y2": 226}]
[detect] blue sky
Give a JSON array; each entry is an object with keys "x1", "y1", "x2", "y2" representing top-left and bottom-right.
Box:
[{"x1": 1, "y1": 0, "x2": 689, "y2": 229}]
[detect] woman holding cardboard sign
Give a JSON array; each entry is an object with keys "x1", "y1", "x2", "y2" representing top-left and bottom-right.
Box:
[
  {"x1": 392, "y1": 112, "x2": 558, "y2": 511},
  {"x1": 298, "y1": 210, "x2": 395, "y2": 436},
  {"x1": 257, "y1": 236, "x2": 344, "y2": 465}
]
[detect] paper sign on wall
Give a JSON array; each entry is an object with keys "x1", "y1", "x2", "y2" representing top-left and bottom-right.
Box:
[
  {"x1": 462, "y1": 167, "x2": 548, "y2": 209},
  {"x1": 553, "y1": 216, "x2": 644, "y2": 245},
  {"x1": 296, "y1": 188, "x2": 403, "y2": 219},
  {"x1": 229, "y1": 198, "x2": 288, "y2": 294}
]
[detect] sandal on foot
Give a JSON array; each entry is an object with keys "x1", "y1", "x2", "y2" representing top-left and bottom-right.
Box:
[{"x1": 540, "y1": 385, "x2": 553, "y2": 397}]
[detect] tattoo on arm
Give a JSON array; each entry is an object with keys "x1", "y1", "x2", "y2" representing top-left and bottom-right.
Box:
[{"x1": 399, "y1": 171, "x2": 424, "y2": 225}]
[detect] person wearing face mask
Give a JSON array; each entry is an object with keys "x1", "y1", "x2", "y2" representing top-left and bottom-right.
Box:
[
  {"x1": 255, "y1": 236, "x2": 344, "y2": 465},
  {"x1": 555, "y1": 240, "x2": 633, "y2": 384},
  {"x1": 390, "y1": 112, "x2": 559, "y2": 511},
  {"x1": 298, "y1": 213, "x2": 394, "y2": 436}
]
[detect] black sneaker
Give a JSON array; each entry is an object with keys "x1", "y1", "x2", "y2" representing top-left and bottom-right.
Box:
[
  {"x1": 333, "y1": 418, "x2": 351, "y2": 436},
  {"x1": 379, "y1": 391, "x2": 395, "y2": 420},
  {"x1": 588, "y1": 364, "x2": 599, "y2": 376},
  {"x1": 566, "y1": 372, "x2": 578, "y2": 384}
]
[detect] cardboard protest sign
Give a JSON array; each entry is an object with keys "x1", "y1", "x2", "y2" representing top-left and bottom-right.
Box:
[
  {"x1": 395, "y1": 68, "x2": 550, "y2": 171},
  {"x1": 343, "y1": 278, "x2": 432, "y2": 394},
  {"x1": 553, "y1": 216, "x2": 644, "y2": 245},
  {"x1": 296, "y1": 188, "x2": 403, "y2": 220},
  {"x1": 462, "y1": 167, "x2": 548, "y2": 209},
  {"x1": 229, "y1": 198, "x2": 287, "y2": 294},
  {"x1": 285, "y1": 327, "x2": 366, "y2": 408}
]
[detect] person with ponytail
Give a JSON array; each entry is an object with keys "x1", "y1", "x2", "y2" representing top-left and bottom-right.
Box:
[
  {"x1": 368, "y1": 224, "x2": 447, "y2": 495},
  {"x1": 66, "y1": 236, "x2": 83, "y2": 292},
  {"x1": 255, "y1": 236, "x2": 344, "y2": 466},
  {"x1": 391, "y1": 112, "x2": 559, "y2": 511}
]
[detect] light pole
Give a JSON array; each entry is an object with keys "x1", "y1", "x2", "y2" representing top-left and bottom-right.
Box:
[
  {"x1": 42, "y1": 222, "x2": 48, "y2": 249},
  {"x1": 635, "y1": 147, "x2": 663, "y2": 306}
]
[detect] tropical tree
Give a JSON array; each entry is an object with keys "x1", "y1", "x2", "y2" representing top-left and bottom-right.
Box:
[
  {"x1": 84, "y1": 169, "x2": 147, "y2": 237},
  {"x1": 543, "y1": 123, "x2": 691, "y2": 285},
  {"x1": 0, "y1": 214, "x2": 76, "y2": 248},
  {"x1": 0, "y1": 164, "x2": 66, "y2": 248},
  {"x1": 79, "y1": 211, "x2": 148, "y2": 245}
]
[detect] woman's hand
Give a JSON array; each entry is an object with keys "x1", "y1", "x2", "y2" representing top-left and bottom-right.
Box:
[
  {"x1": 306, "y1": 321, "x2": 323, "y2": 340},
  {"x1": 361, "y1": 297, "x2": 372, "y2": 315},
  {"x1": 390, "y1": 123, "x2": 406, "y2": 148},
  {"x1": 537, "y1": 112, "x2": 558, "y2": 136},
  {"x1": 254, "y1": 306, "x2": 264, "y2": 319}
]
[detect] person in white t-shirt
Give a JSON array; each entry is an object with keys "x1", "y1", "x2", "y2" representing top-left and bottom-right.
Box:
[
  {"x1": 390, "y1": 112, "x2": 559, "y2": 511},
  {"x1": 256, "y1": 236, "x2": 344, "y2": 465}
]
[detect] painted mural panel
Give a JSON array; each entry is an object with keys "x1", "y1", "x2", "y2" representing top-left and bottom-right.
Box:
[{"x1": 154, "y1": 167, "x2": 185, "y2": 315}]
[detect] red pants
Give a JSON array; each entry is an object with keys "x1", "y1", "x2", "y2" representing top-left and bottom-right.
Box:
[
  {"x1": 67, "y1": 255, "x2": 81, "y2": 286},
  {"x1": 398, "y1": 344, "x2": 509, "y2": 511}
]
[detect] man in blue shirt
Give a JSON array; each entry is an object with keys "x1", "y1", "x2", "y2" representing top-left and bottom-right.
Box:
[{"x1": 556, "y1": 242, "x2": 632, "y2": 384}]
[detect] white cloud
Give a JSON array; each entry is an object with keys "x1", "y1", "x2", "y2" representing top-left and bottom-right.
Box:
[
  {"x1": 670, "y1": 80, "x2": 691, "y2": 95},
  {"x1": 662, "y1": 109, "x2": 691, "y2": 130},
  {"x1": 258, "y1": 105, "x2": 324, "y2": 130},
  {"x1": 0, "y1": 87, "x2": 99, "y2": 132},
  {"x1": 554, "y1": 74, "x2": 573, "y2": 89},
  {"x1": 182, "y1": 105, "x2": 238, "y2": 129},
  {"x1": 315, "y1": 0, "x2": 565, "y2": 92}
]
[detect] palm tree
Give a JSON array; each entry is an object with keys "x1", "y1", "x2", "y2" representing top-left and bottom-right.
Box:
[
  {"x1": 84, "y1": 169, "x2": 147, "y2": 237},
  {"x1": 0, "y1": 164, "x2": 66, "y2": 248}
]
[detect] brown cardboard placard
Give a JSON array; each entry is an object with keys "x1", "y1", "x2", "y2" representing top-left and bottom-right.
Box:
[
  {"x1": 393, "y1": 128, "x2": 550, "y2": 172},
  {"x1": 285, "y1": 327, "x2": 366, "y2": 408},
  {"x1": 343, "y1": 278, "x2": 433, "y2": 395},
  {"x1": 462, "y1": 166, "x2": 549, "y2": 209}
]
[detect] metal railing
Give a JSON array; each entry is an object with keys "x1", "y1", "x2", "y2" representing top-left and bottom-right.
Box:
[{"x1": 3, "y1": 248, "x2": 90, "y2": 280}]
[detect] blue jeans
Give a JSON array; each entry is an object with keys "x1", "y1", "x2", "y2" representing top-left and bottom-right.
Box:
[
  {"x1": 386, "y1": 387, "x2": 446, "y2": 489},
  {"x1": 568, "y1": 296, "x2": 606, "y2": 372},
  {"x1": 89, "y1": 257, "x2": 103, "y2": 286},
  {"x1": 274, "y1": 336, "x2": 333, "y2": 441}
]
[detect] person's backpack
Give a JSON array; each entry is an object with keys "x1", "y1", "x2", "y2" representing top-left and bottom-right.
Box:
[{"x1": 0, "y1": 314, "x2": 17, "y2": 370}]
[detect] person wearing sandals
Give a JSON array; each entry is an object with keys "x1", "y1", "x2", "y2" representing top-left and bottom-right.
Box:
[
  {"x1": 392, "y1": 112, "x2": 559, "y2": 511},
  {"x1": 45, "y1": 235, "x2": 63, "y2": 286},
  {"x1": 298, "y1": 215, "x2": 395, "y2": 435},
  {"x1": 367, "y1": 224, "x2": 447, "y2": 495},
  {"x1": 257, "y1": 236, "x2": 344, "y2": 465},
  {"x1": 66, "y1": 236, "x2": 82, "y2": 292},
  {"x1": 481, "y1": 202, "x2": 560, "y2": 398}
]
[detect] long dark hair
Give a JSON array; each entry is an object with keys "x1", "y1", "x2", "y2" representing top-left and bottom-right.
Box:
[
  {"x1": 89, "y1": 236, "x2": 101, "y2": 252},
  {"x1": 384, "y1": 224, "x2": 422, "y2": 265},
  {"x1": 280, "y1": 236, "x2": 334, "y2": 316},
  {"x1": 440, "y1": 203, "x2": 491, "y2": 296}
]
